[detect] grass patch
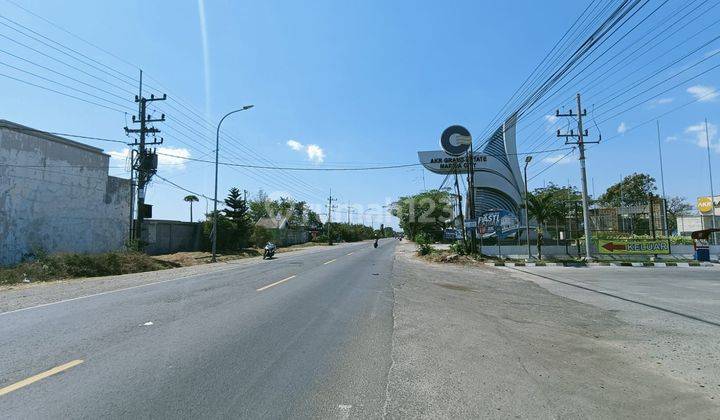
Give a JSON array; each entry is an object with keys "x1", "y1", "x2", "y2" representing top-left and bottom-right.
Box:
[{"x1": 0, "y1": 251, "x2": 176, "y2": 286}]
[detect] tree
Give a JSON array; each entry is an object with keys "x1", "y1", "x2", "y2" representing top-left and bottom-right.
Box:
[
  {"x1": 183, "y1": 195, "x2": 199, "y2": 222},
  {"x1": 248, "y1": 190, "x2": 270, "y2": 222},
  {"x1": 250, "y1": 225, "x2": 273, "y2": 248},
  {"x1": 307, "y1": 209, "x2": 323, "y2": 230},
  {"x1": 598, "y1": 173, "x2": 657, "y2": 206},
  {"x1": 666, "y1": 196, "x2": 693, "y2": 233},
  {"x1": 531, "y1": 183, "x2": 581, "y2": 235},
  {"x1": 224, "y1": 187, "x2": 253, "y2": 248},
  {"x1": 391, "y1": 189, "x2": 452, "y2": 241},
  {"x1": 526, "y1": 192, "x2": 557, "y2": 259},
  {"x1": 201, "y1": 211, "x2": 236, "y2": 251}
]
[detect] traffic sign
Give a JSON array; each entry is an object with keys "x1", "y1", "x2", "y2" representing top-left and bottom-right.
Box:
[{"x1": 598, "y1": 239, "x2": 670, "y2": 255}]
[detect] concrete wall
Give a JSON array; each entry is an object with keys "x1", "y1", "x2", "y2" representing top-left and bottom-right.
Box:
[
  {"x1": 270, "y1": 229, "x2": 309, "y2": 247},
  {"x1": 0, "y1": 121, "x2": 131, "y2": 265},
  {"x1": 143, "y1": 220, "x2": 202, "y2": 255}
]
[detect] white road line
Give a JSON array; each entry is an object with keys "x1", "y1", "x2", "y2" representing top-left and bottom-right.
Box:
[
  {"x1": 323, "y1": 259, "x2": 337, "y2": 265},
  {"x1": 346, "y1": 252, "x2": 354, "y2": 256},
  {"x1": 256, "y1": 275, "x2": 296, "y2": 292},
  {"x1": 0, "y1": 264, "x2": 245, "y2": 317}
]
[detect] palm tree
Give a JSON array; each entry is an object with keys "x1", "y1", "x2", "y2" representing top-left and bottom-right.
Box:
[
  {"x1": 526, "y1": 192, "x2": 556, "y2": 259},
  {"x1": 184, "y1": 195, "x2": 199, "y2": 222}
]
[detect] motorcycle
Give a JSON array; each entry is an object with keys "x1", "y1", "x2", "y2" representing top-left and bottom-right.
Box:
[
  {"x1": 373, "y1": 239, "x2": 379, "y2": 248},
  {"x1": 263, "y1": 242, "x2": 276, "y2": 259}
]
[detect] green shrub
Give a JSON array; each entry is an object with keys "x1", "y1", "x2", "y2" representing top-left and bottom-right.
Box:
[
  {"x1": 449, "y1": 241, "x2": 466, "y2": 255},
  {"x1": 0, "y1": 251, "x2": 172, "y2": 285},
  {"x1": 414, "y1": 232, "x2": 433, "y2": 245},
  {"x1": 250, "y1": 226, "x2": 273, "y2": 248},
  {"x1": 417, "y1": 243, "x2": 434, "y2": 255}
]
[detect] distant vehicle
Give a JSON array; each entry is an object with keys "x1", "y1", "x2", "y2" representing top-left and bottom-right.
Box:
[{"x1": 263, "y1": 242, "x2": 277, "y2": 259}]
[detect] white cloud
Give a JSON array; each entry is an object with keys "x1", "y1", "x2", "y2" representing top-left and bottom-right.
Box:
[
  {"x1": 108, "y1": 147, "x2": 192, "y2": 171},
  {"x1": 685, "y1": 122, "x2": 720, "y2": 153},
  {"x1": 305, "y1": 144, "x2": 325, "y2": 163},
  {"x1": 617, "y1": 122, "x2": 628, "y2": 134},
  {"x1": 687, "y1": 85, "x2": 718, "y2": 102},
  {"x1": 286, "y1": 139, "x2": 303, "y2": 151},
  {"x1": 544, "y1": 114, "x2": 558, "y2": 124},
  {"x1": 157, "y1": 147, "x2": 191, "y2": 169},
  {"x1": 285, "y1": 139, "x2": 326, "y2": 164},
  {"x1": 542, "y1": 153, "x2": 573, "y2": 165},
  {"x1": 656, "y1": 97, "x2": 674, "y2": 105},
  {"x1": 108, "y1": 148, "x2": 130, "y2": 162}
]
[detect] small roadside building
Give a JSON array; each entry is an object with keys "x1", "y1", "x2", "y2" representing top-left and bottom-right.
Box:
[
  {"x1": 254, "y1": 216, "x2": 308, "y2": 246},
  {"x1": 0, "y1": 120, "x2": 131, "y2": 265}
]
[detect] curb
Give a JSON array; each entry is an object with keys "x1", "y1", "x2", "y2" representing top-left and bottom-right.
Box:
[{"x1": 495, "y1": 261, "x2": 715, "y2": 268}]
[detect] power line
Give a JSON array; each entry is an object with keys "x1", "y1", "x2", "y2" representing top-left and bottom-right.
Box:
[{"x1": 0, "y1": 70, "x2": 127, "y2": 113}]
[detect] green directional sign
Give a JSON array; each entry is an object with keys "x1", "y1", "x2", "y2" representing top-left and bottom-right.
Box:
[{"x1": 598, "y1": 239, "x2": 670, "y2": 255}]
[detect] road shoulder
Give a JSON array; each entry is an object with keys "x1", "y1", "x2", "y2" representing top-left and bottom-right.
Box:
[
  {"x1": 384, "y1": 241, "x2": 719, "y2": 418},
  {"x1": 0, "y1": 243, "x2": 347, "y2": 314}
]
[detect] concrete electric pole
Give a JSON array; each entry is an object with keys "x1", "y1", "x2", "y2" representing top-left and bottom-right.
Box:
[
  {"x1": 327, "y1": 189, "x2": 337, "y2": 245},
  {"x1": 705, "y1": 118, "x2": 717, "y2": 244},
  {"x1": 124, "y1": 70, "x2": 166, "y2": 246},
  {"x1": 556, "y1": 93, "x2": 598, "y2": 260}
]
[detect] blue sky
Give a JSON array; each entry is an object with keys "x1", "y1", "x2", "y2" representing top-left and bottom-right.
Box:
[{"x1": 1, "y1": 0, "x2": 719, "y2": 228}]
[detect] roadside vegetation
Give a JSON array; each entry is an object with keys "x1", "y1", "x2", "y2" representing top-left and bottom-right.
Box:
[{"x1": 0, "y1": 251, "x2": 176, "y2": 286}]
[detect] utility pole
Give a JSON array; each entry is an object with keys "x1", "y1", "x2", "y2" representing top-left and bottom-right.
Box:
[
  {"x1": 556, "y1": 93, "x2": 598, "y2": 260},
  {"x1": 523, "y1": 156, "x2": 532, "y2": 260},
  {"x1": 327, "y1": 189, "x2": 337, "y2": 245},
  {"x1": 124, "y1": 70, "x2": 166, "y2": 245},
  {"x1": 454, "y1": 172, "x2": 467, "y2": 248},
  {"x1": 128, "y1": 149, "x2": 135, "y2": 242},
  {"x1": 346, "y1": 201, "x2": 357, "y2": 224},
  {"x1": 466, "y1": 146, "x2": 478, "y2": 254},
  {"x1": 705, "y1": 118, "x2": 717, "y2": 244},
  {"x1": 656, "y1": 121, "x2": 669, "y2": 237}
]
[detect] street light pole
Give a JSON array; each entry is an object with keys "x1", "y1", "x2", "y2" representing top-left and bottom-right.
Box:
[
  {"x1": 524, "y1": 156, "x2": 532, "y2": 260},
  {"x1": 212, "y1": 105, "x2": 254, "y2": 263}
]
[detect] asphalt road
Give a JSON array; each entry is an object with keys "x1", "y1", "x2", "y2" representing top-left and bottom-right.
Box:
[
  {"x1": 506, "y1": 266, "x2": 720, "y2": 326},
  {"x1": 0, "y1": 240, "x2": 397, "y2": 419}
]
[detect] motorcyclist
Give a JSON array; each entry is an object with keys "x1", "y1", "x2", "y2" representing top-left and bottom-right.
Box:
[
  {"x1": 373, "y1": 234, "x2": 379, "y2": 248},
  {"x1": 263, "y1": 242, "x2": 277, "y2": 259}
]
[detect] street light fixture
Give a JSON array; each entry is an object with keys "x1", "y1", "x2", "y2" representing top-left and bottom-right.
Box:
[
  {"x1": 524, "y1": 156, "x2": 532, "y2": 260},
  {"x1": 211, "y1": 105, "x2": 254, "y2": 263}
]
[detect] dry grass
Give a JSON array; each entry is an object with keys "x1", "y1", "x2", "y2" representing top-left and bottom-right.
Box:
[
  {"x1": 0, "y1": 242, "x2": 331, "y2": 286},
  {"x1": 0, "y1": 251, "x2": 176, "y2": 285},
  {"x1": 153, "y1": 249, "x2": 262, "y2": 266},
  {"x1": 421, "y1": 249, "x2": 488, "y2": 266}
]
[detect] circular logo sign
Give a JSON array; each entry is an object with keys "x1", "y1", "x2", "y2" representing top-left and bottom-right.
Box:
[
  {"x1": 440, "y1": 125, "x2": 472, "y2": 156},
  {"x1": 697, "y1": 196, "x2": 714, "y2": 213}
]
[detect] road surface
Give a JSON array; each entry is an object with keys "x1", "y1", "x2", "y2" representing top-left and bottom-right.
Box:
[
  {"x1": 2, "y1": 240, "x2": 720, "y2": 419},
  {"x1": 0, "y1": 240, "x2": 396, "y2": 418}
]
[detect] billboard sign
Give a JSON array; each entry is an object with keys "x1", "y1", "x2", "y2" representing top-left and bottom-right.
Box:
[
  {"x1": 598, "y1": 239, "x2": 670, "y2": 255},
  {"x1": 417, "y1": 151, "x2": 488, "y2": 174},
  {"x1": 697, "y1": 196, "x2": 719, "y2": 214},
  {"x1": 478, "y1": 209, "x2": 519, "y2": 239}
]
